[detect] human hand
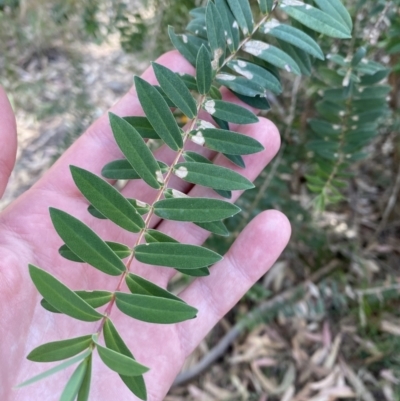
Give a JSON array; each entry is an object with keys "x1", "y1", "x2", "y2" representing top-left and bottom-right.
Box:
[{"x1": 0, "y1": 51, "x2": 291, "y2": 401}]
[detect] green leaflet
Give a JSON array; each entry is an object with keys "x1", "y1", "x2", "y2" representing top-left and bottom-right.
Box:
[
  {"x1": 174, "y1": 162, "x2": 254, "y2": 191},
  {"x1": 95, "y1": 340, "x2": 149, "y2": 377},
  {"x1": 215, "y1": 0, "x2": 239, "y2": 52},
  {"x1": 109, "y1": 112, "x2": 162, "y2": 189},
  {"x1": 243, "y1": 40, "x2": 301, "y2": 75},
  {"x1": 29, "y1": 265, "x2": 103, "y2": 322},
  {"x1": 154, "y1": 197, "x2": 240, "y2": 222},
  {"x1": 196, "y1": 45, "x2": 212, "y2": 94},
  {"x1": 216, "y1": 73, "x2": 266, "y2": 97},
  {"x1": 279, "y1": 41, "x2": 312, "y2": 76},
  {"x1": 41, "y1": 291, "x2": 113, "y2": 313},
  {"x1": 77, "y1": 354, "x2": 92, "y2": 401},
  {"x1": 60, "y1": 359, "x2": 88, "y2": 401},
  {"x1": 134, "y1": 243, "x2": 222, "y2": 269},
  {"x1": 103, "y1": 320, "x2": 147, "y2": 400},
  {"x1": 135, "y1": 76, "x2": 183, "y2": 151},
  {"x1": 16, "y1": 350, "x2": 92, "y2": 388},
  {"x1": 102, "y1": 159, "x2": 167, "y2": 182},
  {"x1": 195, "y1": 220, "x2": 229, "y2": 237},
  {"x1": 123, "y1": 116, "x2": 160, "y2": 139},
  {"x1": 27, "y1": 335, "x2": 93, "y2": 363},
  {"x1": 152, "y1": 62, "x2": 197, "y2": 119},
  {"x1": 101, "y1": 159, "x2": 141, "y2": 180},
  {"x1": 227, "y1": 0, "x2": 254, "y2": 35},
  {"x1": 313, "y1": 0, "x2": 353, "y2": 31},
  {"x1": 223, "y1": 153, "x2": 245, "y2": 168},
  {"x1": 50, "y1": 208, "x2": 125, "y2": 276},
  {"x1": 192, "y1": 128, "x2": 264, "y2": 155},
  {"x1": 202, "y1": 99, "x2": 259, "y2": 124},
  {"x1": 183, "y1": 150, "x2": 212, "y2": 164},
  {"x1": 177, "y1": 73, "x2": 198, "y2": 91},
  {"x1": 259, "y1": 0, "x2": 274, "y2": 13},
  {"x1": 144, "y1": 229, "x2": 210, "y2": 275},
  {"x1": 234, "y1": 93, "x2": 271, "y2": 111},
  {"x1": 115, "y1": 293, "x2": 198, "y2": 324},
  {"x1": 168, "y1": 26, "x2": 200, "y2": 66},
  {"x1": 70, "y1": 166, "x2": 144, "y2": 233},
  {"x1": 260, "y1": 20, "x2": 324, "y2": 60},
  {"x1": 59, "y1": 242, "x2": 130, "y2": 263},
  {"x1": 126, "y1": 273, "x2": 184, "y2": 303},
  {"x1": 88, "y1": 199, "x2": 150, "y2": 220},
  {"x1": 205, "y1": 1, "x2": 225, "y2": 67},
  {"x1": 144, "y1": 229, "x2": 178, "y2": 244},
  {"x1": 279, "y1": 1, "x2": 351, "y2": 39},
  {"x1": 228, "y1": 59, "x2": 283, "y2": 94}
]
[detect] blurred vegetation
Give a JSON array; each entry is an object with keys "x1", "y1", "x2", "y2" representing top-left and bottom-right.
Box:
[{"x1": 1, "y1": 0, "x2": 400, "y2": 399}]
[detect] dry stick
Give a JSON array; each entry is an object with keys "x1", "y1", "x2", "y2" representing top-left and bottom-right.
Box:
[{"x1": 173, "y1": 261, "x2": 339, "y2": 387}]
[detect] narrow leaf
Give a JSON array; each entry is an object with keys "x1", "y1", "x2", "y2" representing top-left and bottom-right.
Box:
[
  {"x1": 195, "y1": 220, "x2": 229, "y2": 236},
  {"x1": 194, "y1": 128, "x2": 264, "y2": 155},
  {"x1": 203, "y1": 99, "x2": 258, "y2": 124},
  {"x1": 279, "y1": 1, "x2": 351, "y2": 39},
  {"x1": 243, "y1": 40, "x2": 301, "y2": 75},
  {"x1": 233, "y1": 93, "x2": 271, "y2": 111},
  {"x1": 29, "y1": 265, "x2": 103, "y2": 322},
  {"x1": 60, "y1": 359, "x2": 87, "y2": 401},
  {"x1": 215, "y1": 0, "x2": 239, "y2": 52},
  {"x1": 223, "y1": 153, "x2": 246, "y2": 168},
  {"x1": 101, "y1": 159, "x2": 141, "y2": 180},
  {"x1": 174, "y1": 162, "x2": 254, "y2": 191},
  {"x1": 27, "y1": 335, "x2": 93, "y2": 363},
  {"x1": 196, "y1": 45, "x2": 213, "y2": 95},
  {"x1": 134, "y1": 243, "x2": 222, "y2": 269},
  {"x1": 126, "y1": 273, "x2": 184, "y2": 303},
  {"x1": 77, "y1": 355, "x2": 92, "y2": 401},
  {"x1": 216, "y1": 74, "x2": 266, "y2": 97},
  {"x1": 168, "y1": 26, "x2": 198, "y2": 66},
  {"x1": 154, "y1": 197, "x2": 240, "y2": 222},
  {"x1": 134, "y1": 76, "x2": 183, "y2": 150},
  {"x1": 228, "y1": 60, "x2": 282, "y2": 94},
  {"x1": 95, "y1": 341, "x2": 149, "y2": 376},
  {"x1": 261, "y1": 20, "x2": 324, "y2": 60},
  {"x1": 71, "y1": 166, "x2": 144, "y2": 233},
  {"x1": 206, "y1": 1, "x2": 226, "y2": 67},
  {"x1": 227, "y1": 0, "x2": 254, "y2": 35},
  {"x1": 313, "y1": 0, "x2": 353, "y2": 31},
  {"x1": 177, "y1": 267, "x2": 210, "y2": 277},
  {"x1": 41, "y1": 291, "x2": 113, "y2": 314},
  {"x1": 123, "y1": 116, "x2": 160, "y2": 139},
  {"x1": 115, "y1": 293, "x2": 198, "y2": 324},
  {"x1": 109, "y1": 112, "x2": 162, "y2": 189},
  {"x1": 50, "y1": 208, "x2": 126, "y2": 276},
  {"x1": 145, "y1": 229, "x2": 178, "y2": 244},
  {"x1": 59, "y1": 242, "x2": 130, "y2": 263},
  {"x1": 16, "y1": 350, "x2": 91, "y2": 388},
  {"x1": 103, "y1": 320, "x2": 147, "y2": 400},
  {"x1": 152, "y1": 62, "x2": 197, "y2": 118}
]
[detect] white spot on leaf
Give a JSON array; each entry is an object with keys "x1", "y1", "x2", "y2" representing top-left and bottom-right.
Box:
[
  {"x1": 175, "y1": 166, "x2": 189, "y2": 179},
  {"x1": 191, "y1": 131, "x2": 205, "y2": 146},
  {"x1": 172, "y1": 189, "x2": 189, "y2": 198},
  {"x1": 182, "y1": 35, "x2": 188, "y2": 44},
  {"x1": 243, "y1": 40, "x2": 269, "y2": 56},
  {"x1": 136, "y1": 200, "x2": 147, "y2": 208},
  {"x1": 204, "y1": 100, "x2": 216, "y2": 115},
  {"x1": 156, "y1": 170, "x2": 164, "y2": 184},
  {"x1": 198, "y1": 120, "x2": 215, "y2": 130},
  {"x1": 216, "y1": 73, "x2": 237, "y2": 81}
]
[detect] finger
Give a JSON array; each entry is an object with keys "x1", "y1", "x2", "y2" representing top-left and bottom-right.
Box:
[
  {"x1": 177, "y1": 210, "x2": 291, "y2": 357},
  {"x1": 0, "y1": 86, "x2": 18, "y2": 198},
  {"x1": 132, "y1": 117, "x2": 280, "y2": 286}
]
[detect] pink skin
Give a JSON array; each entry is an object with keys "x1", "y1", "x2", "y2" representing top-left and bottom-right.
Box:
[{"x1": 0, "y1": 51, "x2": 291, "y2": 400}]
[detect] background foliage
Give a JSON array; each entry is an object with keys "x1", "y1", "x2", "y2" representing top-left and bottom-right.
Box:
[{"x1": 1, "y1": 0, "x2": 399, "y2": 400}]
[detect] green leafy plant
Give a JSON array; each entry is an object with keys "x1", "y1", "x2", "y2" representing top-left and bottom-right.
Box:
[{"x1": 18, "y1": 0, "x2": 352, "y2": 399}]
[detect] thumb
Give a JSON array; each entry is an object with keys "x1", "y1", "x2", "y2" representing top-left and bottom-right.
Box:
[{"x1": 0, "y1": 86, "x2": 17, "y2": 199}]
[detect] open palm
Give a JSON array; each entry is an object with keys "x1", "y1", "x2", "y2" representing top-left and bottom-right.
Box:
[{"x1": 0, "y1": 51, "x2": 290, "y2": 401}]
